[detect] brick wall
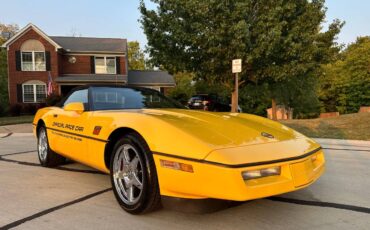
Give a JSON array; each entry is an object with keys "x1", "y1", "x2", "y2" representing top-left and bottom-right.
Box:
[
  {"x1": 162, "y1": 87, "x2": 172, "y2": 95},
  {"x1": 120, "y1": 56, "x2": 127, "y2": 75},
  {"x1": 59, "y1": 55, "x2": 127, "y2": 75},
  {"x1": 7, "y1": 28, "x2": 59, "y2": 104},
  {"x1": 59, "y1": 55, "x2": 91, "y2": 74}
]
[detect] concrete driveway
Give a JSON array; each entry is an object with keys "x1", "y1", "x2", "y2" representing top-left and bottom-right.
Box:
[{"x1": 0, "y1": 132, "x2": 369, "y2": 229}]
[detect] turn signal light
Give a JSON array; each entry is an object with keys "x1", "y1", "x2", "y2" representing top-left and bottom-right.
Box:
[
  {"x1": 242, "y1": 166, "x2": 281, "y2": 180},
  {"x1": 160, "y1": 160, "x2": 194, "y2": 173}
]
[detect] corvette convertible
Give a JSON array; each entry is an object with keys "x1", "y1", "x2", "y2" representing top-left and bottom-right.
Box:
[{"x1": 33, "y1": 85, "x2": 325, "y2": 214}]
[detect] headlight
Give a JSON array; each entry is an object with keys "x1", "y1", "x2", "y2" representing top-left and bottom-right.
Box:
[{"x1": 242, "y1": 166, "x2": 281, "y2": 180}]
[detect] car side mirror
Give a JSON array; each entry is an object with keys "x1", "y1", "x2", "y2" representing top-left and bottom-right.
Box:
[{"x1": 64, "y1": 102, "x2": 85, "y2": 113}]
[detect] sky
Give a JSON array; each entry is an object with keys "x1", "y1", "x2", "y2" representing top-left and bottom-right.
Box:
[{"x1": 1, "y1": 0, "x2": 369, "y2": 49}]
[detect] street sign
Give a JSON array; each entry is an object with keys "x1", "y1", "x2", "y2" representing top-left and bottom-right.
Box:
[
  {"x1": 232, "y1": 59, "x2": 242, "y2": 73},
  {"x1": 231, "y1": 59, "x2": 242, "y2": 112}
]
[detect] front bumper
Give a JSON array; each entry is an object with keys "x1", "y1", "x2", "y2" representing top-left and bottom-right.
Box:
[{"x1": 153, "y1": 148, "x2": 325, "y2": 201}]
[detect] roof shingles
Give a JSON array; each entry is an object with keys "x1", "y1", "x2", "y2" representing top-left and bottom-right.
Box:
[
  {"x1": 127, "y1": 70, "x2": 175, "y2": 86},
  {"x1": 50, "y1": 36, "x2": 127, "y2": 53}
]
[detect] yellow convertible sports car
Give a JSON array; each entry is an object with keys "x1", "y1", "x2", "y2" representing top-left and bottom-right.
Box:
[{"x1": 33, "y1": 85, "x2": 325, "y2": 214}]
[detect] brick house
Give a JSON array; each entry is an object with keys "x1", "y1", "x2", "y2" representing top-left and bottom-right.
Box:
[{"x1": 1, "y1": 23, "x2": 175, "y2": 105}]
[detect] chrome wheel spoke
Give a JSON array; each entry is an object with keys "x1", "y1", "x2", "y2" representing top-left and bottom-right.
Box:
[
  {"x1": 132, "y1": 174, "x2": 143, "y2": 190},
  {"x1": 127, "y1": 185, "x2": 134, "y2": 202},
  {"x1": 123, "y1": 176, "x2": 131, "y2": 187},
  {"x1": 122, "y1": 147, "x2": 130, "y2": 164},
  {"x1": 114, "y1": 171, "x2": 125, "y2": 180},
  {"x1": 130, "y1": 156, "x2": 139, "y2": 168}
]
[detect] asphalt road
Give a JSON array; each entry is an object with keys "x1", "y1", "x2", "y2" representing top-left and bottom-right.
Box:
[{"x1": 0, "y1": 135, "x2": 369, "y2": 230}]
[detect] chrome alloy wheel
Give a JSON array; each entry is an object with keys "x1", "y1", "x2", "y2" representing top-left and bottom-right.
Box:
[
  {"x1": 112, "y1": 144, "x2": 144, "y2": 205},
  {"x1": 38, "y1": 128, "x2": 48, "y2": 162}
]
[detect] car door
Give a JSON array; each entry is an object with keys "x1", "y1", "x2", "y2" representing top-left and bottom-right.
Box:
[{"x1": 48, "y1": 88, "x2": 92, "y2": 163}]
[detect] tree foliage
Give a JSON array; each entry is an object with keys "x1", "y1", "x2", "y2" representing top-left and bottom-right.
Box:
[
  {"x1": 320, "y1": 36, "x2": 370, "y2": 114},
  {"x1": 167, "y1": 72, "x2": 196, "y2": 104},
  {"x1": 140, "y1": 0, "x2": 343, "y2": 116},
  {"x1": 0, "y1": 23, "x2": 19, "y2": 115},
  {"x1": 127, "y1": 41, "x2": 146, "y2": 70}
]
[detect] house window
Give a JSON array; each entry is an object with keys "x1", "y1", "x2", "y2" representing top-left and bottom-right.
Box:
[
  {"x1": 22, "y1": 81, "x2": 47, "y2": 103},
  {"x1": 21, "y1": 51, "x2": 46, "y2": 71},
  {"x1": 20, "y1": 39, "x2": 46, "y2": 71},
  {"x1": 95, "y1": 56, "x2": 116, "y2": 74}
]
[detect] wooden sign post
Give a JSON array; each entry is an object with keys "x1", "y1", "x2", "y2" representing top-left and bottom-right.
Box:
[{"x1": 232, "y1": 59, "x2": 242, "y2": 113}]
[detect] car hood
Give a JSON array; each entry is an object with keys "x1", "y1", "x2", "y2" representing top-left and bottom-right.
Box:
[{"x1": 141, "y1": 109, "x2": 305, "y2": 150}]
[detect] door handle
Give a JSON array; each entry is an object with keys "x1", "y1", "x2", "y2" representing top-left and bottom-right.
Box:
[{"x1": 53, "y1": 114, "x2": 58, "y2": 118}]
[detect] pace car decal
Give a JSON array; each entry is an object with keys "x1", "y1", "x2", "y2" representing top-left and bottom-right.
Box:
[
  {"x1": 51, "y1": 131, "x2": 82, "y2": 142},
  {"x1": 52, "y1": 122, "x2": 84, "y2": 132}
]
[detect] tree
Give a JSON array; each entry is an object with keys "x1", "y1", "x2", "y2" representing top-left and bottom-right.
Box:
[
  {"x1": 0, "y1": 23, "x2": 19, "y2": 115},
  {"x1": 0, "y1": 47, "x2": 7, "y2": 114},
  {"x1": 167, "y1": 72, "x2": 195, "y2": 104},
  {"x1": 140, "y1": 0, "x2": 342, "y2": 118},
  {"x1": 127, "y1": 41, "x2": 146, "y2": 70},
  {"x1": 320, "y1": 36, "x2": 370, "y2": 114}
]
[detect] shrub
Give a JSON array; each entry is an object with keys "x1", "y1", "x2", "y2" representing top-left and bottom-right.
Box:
[
  {"x1": 0, "y1": 103, "x2": 7, "y2": 117},
  {"x1": 36, "y1": 103, "x2": 46, "y2": 110},
  {"x1": 23, "y1": 104, "x2": 37, "y2": 115},
  {"x1": 9, "y1": 103, "x2": 22, "y2": 116},
  {"x1": 169, "y1": 92, "x2": 189, "y2": 105},
  {"x1": 45, "y1": 93, "x2": 63, "y2": 106}
]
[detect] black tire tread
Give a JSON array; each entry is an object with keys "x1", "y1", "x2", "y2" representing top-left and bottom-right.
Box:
[{"x1": 133, "y1": 132, "x2": 162, "y2": 213}]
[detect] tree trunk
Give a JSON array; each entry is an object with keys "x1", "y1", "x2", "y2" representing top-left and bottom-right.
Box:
[{"x1": 271, "y1": 98, "x2": 277, "y2": 121}]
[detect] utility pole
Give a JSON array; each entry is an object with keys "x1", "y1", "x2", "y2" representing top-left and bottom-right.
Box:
[{"x1": 232, "y1": 59, "x2": 241, "y2": 113}]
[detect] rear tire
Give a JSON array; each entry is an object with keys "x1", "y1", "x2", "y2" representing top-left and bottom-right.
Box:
[
  {"x1": 37, "y1": 126, "x2": 66, "y2": 167},
  {"x1": 110, "y1": 132, "x2": 161, "y2": 214}
]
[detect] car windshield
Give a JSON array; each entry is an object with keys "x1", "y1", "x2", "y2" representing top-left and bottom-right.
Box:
[{"x1": 91, "y1": 87, "x2": 185, "y2": 110}]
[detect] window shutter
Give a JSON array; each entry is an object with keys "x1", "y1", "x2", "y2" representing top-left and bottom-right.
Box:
[
  {"x1": 116, "y1": 57, "x2": 121, "y2": 74},
  {"x1": 90, "y1": 56, "x2": 95, "y2": 74},
  {"x1": 45, "y1": 51, "x2": 51, "y2": 71},
  {"x1": 15, "y1": 51, "x2": 21, "y2": 71},
  {"x1": 17, "y1": 84, "x2": 23, "y2": 103}
]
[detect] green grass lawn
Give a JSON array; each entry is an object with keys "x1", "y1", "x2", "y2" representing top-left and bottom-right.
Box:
[
  {"x1": 281, "y1": 113, "x2": 370, "y2": 141},
  {"x1": 0, "y1": 115, "x2": 34, "y2": 126}
]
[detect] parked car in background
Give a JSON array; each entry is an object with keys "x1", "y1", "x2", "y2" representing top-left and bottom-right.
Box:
[{"x1": 188, "y1": 94, "x2": 242, "y2": 112}]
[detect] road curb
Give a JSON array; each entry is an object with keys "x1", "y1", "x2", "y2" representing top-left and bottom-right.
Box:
[{"x1": 314, "y1": 138, "x2": 370, "y2": 147}]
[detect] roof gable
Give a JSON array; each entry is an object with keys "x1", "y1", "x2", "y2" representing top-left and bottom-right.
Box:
[{"x1": 1, "y1": 23, "x2": 61, "y2": 49}]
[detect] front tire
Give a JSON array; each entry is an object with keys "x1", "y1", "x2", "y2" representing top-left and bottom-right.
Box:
[
  {"x1": 110, "y1": 133, "x2": 161, "y2": 214},
  {"x1": 37, "y1": 126, "x2": 66, "y2": 167}
]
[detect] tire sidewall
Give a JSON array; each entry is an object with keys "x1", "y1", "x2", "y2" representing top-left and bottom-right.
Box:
[{"x1": 110, "y1": 134, "x2": 156, "y2": 213}]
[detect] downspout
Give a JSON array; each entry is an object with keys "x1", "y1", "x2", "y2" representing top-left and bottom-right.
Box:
[{"x1": 125, "y1": 40, "x2": 129, "y2": 86}]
